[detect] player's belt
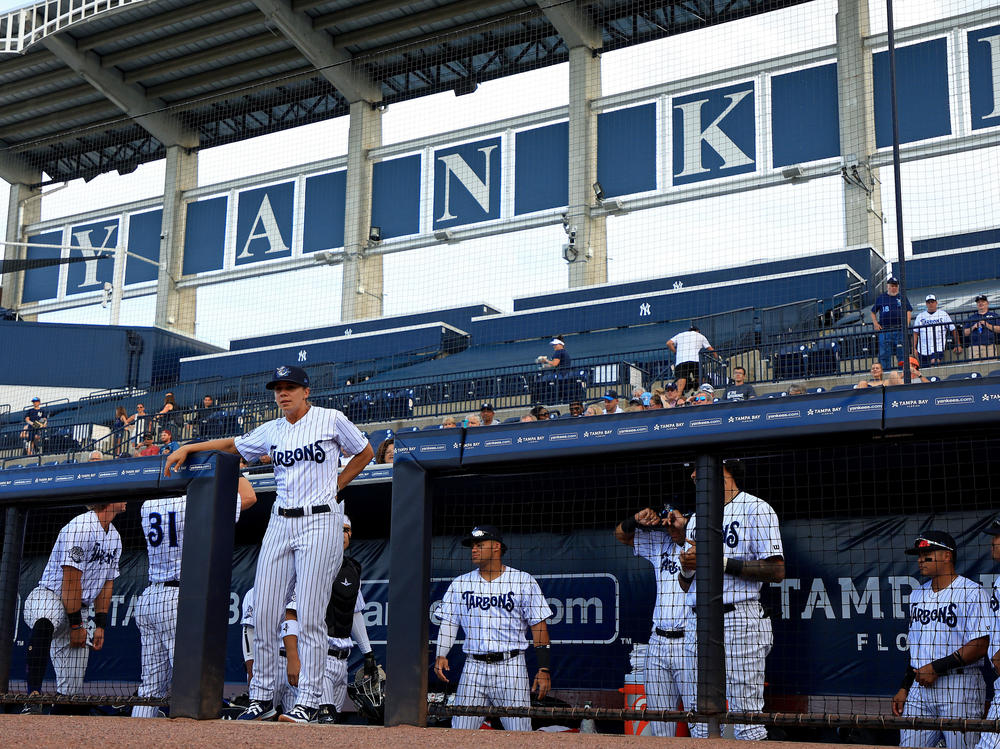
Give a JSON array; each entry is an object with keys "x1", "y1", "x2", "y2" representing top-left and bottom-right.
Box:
[
  {"x1": 690, "y1": 603, "x2": 738, "y2": 615},
  {"x1": 162, "y1": 580, "x2": 180, "y2": 588},
  {"x1": 279, "y1": 646, "x2": 351, "y2": 659},
  {"x1": 655, "y1": 628, "x2": 684, "y2": 639},
  {"x1": 471, "y1": 649, "x2": 523, "y2": 663},
  {"x1": 277, "y1": 503, "x2": 331, "y2": 517}
]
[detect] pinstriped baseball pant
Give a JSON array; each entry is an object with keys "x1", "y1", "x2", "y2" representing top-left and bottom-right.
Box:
[{"x1": 452, "y1": 653, "x2": 531, "y2": 731}]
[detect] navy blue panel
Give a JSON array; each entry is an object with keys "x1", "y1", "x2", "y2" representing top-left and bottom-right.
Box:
[
  {"x1": 372, "y1": 155, "x2": 422, "y2": 238},
  {"x1": 302, "y1": 171, "x2": 346, "y2": 253},
  {"x1": 125, "y1": 209, "x2": 162, "y2": 285},
  {"x1": 432, "y1": 137, "x2": 501, "y2": 229},
  {"x1": 873, "y1": 38, "x2": 951, "y2": 147},
  {"x1": 597, "y1": 103, "x2": 657, "y2": 197},
  {"x1": 912, "y1": 227, "x2": 1000, "y2": 255},
  {"x1": 968, "y1": 25, "x2": 1000, "y2": 131},
  {"x1": 183, "y1": 196, "x2": 228, "y2": 275},
  {"x1": 477, "y1": 267, "x2": 856, "y2": 344},
  {"x1": 672, "y1": 82, "x2": 756, "y2": 186},
  {"x1": 514, "y1": 122, "x2": 568, "y2": 214},
  {"x1": 180, "y1": 324, "x2": 462, "y2": 381},
  {"x1": 513, "y1": 248, "x2": 877, "y2": 311},
  {"x1": 66, "y1": 218, "x2": 118, "y2": 294},
  {"x1": 905, "y1": 246, "x2": 1000, "y2": 287},
  {"x1": 230, "y1": 303, "x2": 497, "y2": 350},
  {"x1": 771, "y1": 63, "x2": 840, "y2": 167},
  {"x1": 235, "y1": 181, "x2": 294, "y2": 265},
  {"x1": 21, "y1": 230, "x2": 62, "y2": 303}
]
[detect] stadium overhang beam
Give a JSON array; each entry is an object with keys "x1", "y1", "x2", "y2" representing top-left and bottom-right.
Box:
[
  {"x1": 39, "y1": 33, "x2": 199, "y2": 149},
  {"x1": 537, "y1": 0, "x2": 601, "y2": 50},
  {"x1": 0, "y1": 145, "x2": 40, "y2": 186},
  {"x1": 250, "y1": 0, "x2": 380, "y2": 104}
]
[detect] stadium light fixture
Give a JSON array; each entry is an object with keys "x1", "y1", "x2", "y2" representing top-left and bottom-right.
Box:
[
  {"x1": 368, "y1": 226, "x2": 382, "y2": 243},
  {"x1": 434, "y1": 229, "x2": 455, "y2": 242},
  {"x1": 781, "y1": 166, "x2": 803, "y2": 180},
  {"x1": 592, "y1": 181, "x2": 605, "y2": 201}
]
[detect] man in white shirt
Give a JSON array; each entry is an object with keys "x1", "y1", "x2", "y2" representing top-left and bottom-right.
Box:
[
  {"x1": 667, "y1": 326, "x2": 713, "y2": 396},
  {"x1": 913, "y1": 294, "x2": 961, "y2": 367},
  {"x1": 602, "y1": 390, "x2": 625, "y2": 414}
]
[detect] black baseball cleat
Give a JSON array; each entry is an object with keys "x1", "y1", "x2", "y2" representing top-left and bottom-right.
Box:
[
  {"x1": 278, "y1": 704, "x2": 318, "y2": 723},
  {"x1": 315, "y1": 705, "x2": 339, "y2": 724},
  {"x1": 235, "y1": 699, "x2": 277, "y2": 721},
  {"x1": 19, "y1": 702, "x2": 42, "y2": 715}
]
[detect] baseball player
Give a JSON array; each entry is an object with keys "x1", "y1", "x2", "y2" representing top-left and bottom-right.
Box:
[
  {"x1": 131, "y1": 476, "x2": 257, "y2": 718},
  {"x1": 976, "y1": 519, "x2": 1000, "y2": 749},
  {"x1": 434, "y1": 524, "x2": 552, "y2": 731},
  {"x1": 892, "y1": 531, "x2": 989, "y2": 749},
  {"x1": 165, "y1": 364, "x2": 373, "y2": 724},
  {"x1": 677, "y1": 460, "x2": 784, "y2": 740},
  {"x1": 616, "y1": 505, "x2": 690, "y2": 737},
  {"x1": 281, "y1": 515, "x2": 378, "y2": 724},
  {"x1": 20, "y1": 500, "x2": 126, "y2": 712}
]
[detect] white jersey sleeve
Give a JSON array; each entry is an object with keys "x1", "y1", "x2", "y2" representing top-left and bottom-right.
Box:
[
  {"x1": 241, "y1": 587, "x2": 256, "y2": 628},
  {"x1": 520, "y1": 575, "x2": 552, "y2": 627},
  {"x1": 355, "y1": 588, "x2": 367, "y2": 614},
  {"x1": 747, "y1": 498, "x2": 783, "y2": 559},
  {"x1": 234, "y1": 421, "x2": 275, "y2": 462}
]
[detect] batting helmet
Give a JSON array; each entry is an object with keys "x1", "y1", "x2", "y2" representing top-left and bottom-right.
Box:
[{"x1": 347, "y1": 662, "x2": 386, "y2": 724}]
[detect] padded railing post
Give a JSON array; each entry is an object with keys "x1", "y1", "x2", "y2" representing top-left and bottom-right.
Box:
[
  {"x1": 0, "y1": 505, "x2": 27, "y2": 692},
  {"x1": 695, "y1": 453, "x2": 726, "y2": 737}
]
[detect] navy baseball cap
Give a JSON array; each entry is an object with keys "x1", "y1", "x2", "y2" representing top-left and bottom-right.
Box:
[
  {"x1": 904, "y1": 530, "x2": 957, "y2": 555},
  {"x1": 602, "y1": 390, "x2": 619, "y2": 401},
  {"x1": 480, "y1": 402, "x2": 494, "y2": 412},
  {"x1": 31, "y1": 397, "x2": 40, "y2": 403},
  {"x1": 976, "y1": 294, "x2": 989, "y2": 302},
  {"x1": 665, "y1": 382, "x2": 678, "y2": 390},
  {"x1": 462, "y1": 524, "x2": 507, "y2": 551},
  {"x1": 266, "y1": 364, "x2": 309, "y2": 389},
  {"x1": 887, "y1": 277, "x2": 900, "y2": 285},
  {"x1": 984, "y1": 519, "x2": 1000, "y2": 536}
]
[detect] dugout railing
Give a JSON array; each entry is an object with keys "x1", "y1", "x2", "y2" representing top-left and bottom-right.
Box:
[
  {"x1": 0, "y1": 452, "x2": 240, "y2": 718},
  {"x1": 385, "y1": 378, "x2": 1000, "y2": 739}
]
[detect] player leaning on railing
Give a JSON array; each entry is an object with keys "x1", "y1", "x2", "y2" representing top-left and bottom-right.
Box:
[{"x1": 164, "y1": 364, "x2": 373, "y2": 724}]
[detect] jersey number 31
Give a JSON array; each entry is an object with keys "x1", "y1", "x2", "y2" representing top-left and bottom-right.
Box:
[{"x1": 147, "y1": 511, "x2": 179, "y2": 547}]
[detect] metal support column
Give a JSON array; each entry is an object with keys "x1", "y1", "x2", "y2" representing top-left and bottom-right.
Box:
[
  {"x1": 341, "y1": 101, "x2": 383, "y2": 322},
  {"x1": 3, "y1": 180, "x2": 42, "y2": 319},
  {"x1": 0, "y1": 506, "x2": 27, "y2": 692},
  {"x1": 385, "y1": 454, "x2": 432, "y2": 726},
  {"x1": 155, "y1": 145, "x2": 198, "y2": 335},
  {"x1": 694, "y1": 453, "x2": 726, "y2": 737}
]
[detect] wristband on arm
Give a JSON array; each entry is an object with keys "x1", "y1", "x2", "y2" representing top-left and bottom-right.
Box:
[
  {"x1": 620, "y1": 515, "x2": 638, "y2": 534},
  {"x1": 67, "y1": 610, "x2": 82, "y2": 627},
  {"x1": 931, "y1": 652, "x2": 964, "y2": 675},
  {"x1": 93, "y1": 611, "x2": 108, "y2": 629},
  {"x1": 535, "y1": 644, "x2": 551, "y2": 672},
  {"x1": 723, "y1": 557, "x2": 744, "y2": 577},
  {"x1": 899, "y1": 665, "x2": 915, "y2": 691}
]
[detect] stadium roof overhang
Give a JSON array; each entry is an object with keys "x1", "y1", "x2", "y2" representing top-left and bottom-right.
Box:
[{"x1": 0, "y1": 0, "x2": 812, "y2": 185}]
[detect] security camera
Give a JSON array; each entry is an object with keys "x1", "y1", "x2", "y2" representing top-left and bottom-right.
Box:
[
  {"x1": 568, "y1": 226, "x2": 577, "y2": 242},
  {"x1": 562, "y1": 243, "x2": 579, "y2": 263}
]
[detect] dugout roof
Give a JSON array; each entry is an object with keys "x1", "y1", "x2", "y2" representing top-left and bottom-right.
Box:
[{"x1": 0, "y1": 0, "x2": 811, "y2": 185}]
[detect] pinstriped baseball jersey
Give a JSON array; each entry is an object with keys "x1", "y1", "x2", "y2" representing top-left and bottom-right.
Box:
[
  {"x1": 234, "y1": 406, "x2": 368, "y2": 510},
  {"x1": 38, "y1": 511, "x2": 121, "y2": 606},
  {"x1": 683, "y1": 491, "x2": 783, "y2": 607},
  {"x1": 634, "y1": 528, "x2": 689, "y2": 632},
  {"x1": 141, "y1": 494, "x2": 243, "y2": 583},
  {"x1": 439, "y1": 567, "x2": 551, "y2": 654},
  {"x1": 906, "y1": 576, "x2": 991, "y2": 667},
  {"x1": 990, "y1": 579, "x2": 1000, "y2": 654}
]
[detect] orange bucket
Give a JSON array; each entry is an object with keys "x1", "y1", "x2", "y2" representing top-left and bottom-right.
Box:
[{"x1": 619, "y1": 683, "x2": 689, "y2": 737}]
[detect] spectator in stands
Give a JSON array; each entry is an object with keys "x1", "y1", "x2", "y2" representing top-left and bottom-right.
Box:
[
  {"x1": 568, "y1": 401, "x2": 584, "y2": 417},
  {"x1": 89, "y1": 451, "x2": 103, "y2": 462},
  {"x1": 112, "y1": 405, "x2": 133, "y2": 457},
  {"x1": 158, "y1": 428, "x2": 180, "y2": 455},
  {"x1": 465, "y1": 414, "x2": 482, "y2": 427},
  {"x1": 602, "y1": 391, "x2": 624, "y2": 415},
  {"x1": 632, "y1": 386, "x2": 652, "y2": 407},
  {"x1": 857, "y1": 362, "x2": 888, "y2": 388},
  {"x1": 583, "y1": 406, "x2": 602, "y2": 417},
  {"x1": 870, "y1": 277, "x2": 912, "y2": 372},
  {"x1": 479, "y1": 403, "x2": 498, "y2": 426},
  {"x1": 442, "y1": 416, "x2": 458, "y2": 428},
  {"x1": 913, "y1": 294, "x2": 961, "y2": 367},
  {"x1": 628, "y1": 398, "x2": 645, "y2": 411},
  {"x1": 375, "y1": 438, "x2": 394, "y2": 464},
  {"x1": 887, "y1": 357, "x2": 929, "y2": 385},
  {"x1": 667, "y1": 325, "x2": 713, "y2": 396},
  {"x1": 132, "y1": 403, "x2": 149, "y2": 447},
  {"x1": 963, "y1": 294, "x2": 999, "y2": 360},
  {"x1": 688, "y1": 383, "x2": 715, "y2": 406},
  {"x1": 538, "y1": 337, "x2": 570, "y2": 369},
  {"x1": 786, "y1": 383, "x2": 806, "y2": 395},
  {"x1": 722, "y1": 366, "x2": 757, "y2": 401},
  {"x1": 530, "y1": 405, "x2": 551, "y2": 421},
  {"x1": 136, "y1": 433, "x2": 158, "y2": 457},
  {"x1": 196, "y1": 395, "x2": 217, "y2": 436},
  {"x1": 520, "y1": 414, "x2": 537, "y2": 422},
  {"x1": 20, "y1": 397, "x2": 47, "y2": 456},
  {"x1": 156, "y1": 393, "x2": 182, "y2": 435},
  {"x1": 648, "y1": 395, "x2": 664, "y2": 409},
  {"x1": 662, "y1": 383, "x2": 682, "y2": 408}
]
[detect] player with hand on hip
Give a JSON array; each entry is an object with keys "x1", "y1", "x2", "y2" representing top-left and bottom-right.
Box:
[
  {"x1": 677, "y1": 460, "x2": 785, "y2": 741},
  {"x1": 164, "y1": 364, "x2": 373, "y2": 724},
  {"x1": 21, "y1": 500, "x2": 126, "y2": 712},
  {"x1": 280, "y1": 515, "x2": 379, "y2": 724},
  {"x1": 434, "y1": 525, "x2": 552, "y2": 731},
  {"x1": 131, "y1": 475, "x2": 257, "y2": 718},
  {"x1": 893, "y1": 531, "x2": 989, "y2": 749},
  {"x1": 975, "y1": 518, "x2": 1000, "y2": 749},
  {"x1": 616, "y1": 504, "x2": 690, "y2": 737}
]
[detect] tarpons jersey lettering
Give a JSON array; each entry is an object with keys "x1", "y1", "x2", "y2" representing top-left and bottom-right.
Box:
[
  {"x1": 462, "y1": 590, "x2": 517, "y2": 612},
  {"x1": 910, "y1": 602, "x2": 959, "y2": 627},
  {"x1": 268, "y1": 440, "x2": 327, "y2": 467}
]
